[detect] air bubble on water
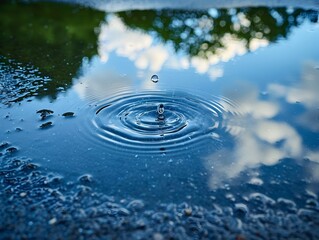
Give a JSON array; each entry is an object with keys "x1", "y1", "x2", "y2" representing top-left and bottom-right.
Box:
[{"x1": 151, "y1": 74, "x2": 159, "y2": 83}]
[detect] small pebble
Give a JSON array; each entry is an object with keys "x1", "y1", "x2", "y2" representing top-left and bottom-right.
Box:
[
  {"x1": 40, "y1": 122, "x2": 53, "y2": 129},
  {"x1": 62, "y1": 112, "x2": 74, "y2": 117},
  {"x1": 48, "y1": 218, "x2": 57, "y2": 225},
  {"x1": 6, "y1": 147, "x2": 18, "y2": 153},
  {"x1": 184, "y1": 208, "x2": 192, "y2": 216},
  {"x1": 78, "y1": 174, "x2": 93, "y2": 183},
  {"x1": 127, "y1": 200, "x2": 145, "y2": 211},
  {"x1": 153, "y1": 233, "x2": 164, "y2": 240},
  {"x1": 20, "y1": 192, "x2": 27, "y2": 197}
]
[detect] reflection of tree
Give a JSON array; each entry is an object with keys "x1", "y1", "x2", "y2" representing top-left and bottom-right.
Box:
[
  {"x1": 118, "y1": 8, "x2": 318, "y2": 58},
  {"x1": 0, "y1": 1, "x2": 104, "y2": 99},
  {"x1": 1, "y1": 2, "x2": 318, "y2": 101}
]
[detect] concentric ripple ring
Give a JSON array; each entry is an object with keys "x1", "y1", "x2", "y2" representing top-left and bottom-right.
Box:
[{"x1": 90, "y1": 91, "x2": 238, "y2": 153}]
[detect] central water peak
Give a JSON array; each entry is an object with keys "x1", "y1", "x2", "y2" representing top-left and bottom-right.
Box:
[{"x1": 157, "y1": 103, "x2": 165, "y2": 120}]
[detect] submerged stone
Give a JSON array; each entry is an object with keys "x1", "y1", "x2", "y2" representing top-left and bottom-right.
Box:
[
  {"x1": 39, "y1": 121, "x2": 53, "y2": 129},
  {"x1": 78, "y1": 174, "x2": 93, "y2": 183},
  {"x1": 37, "y1": 109, "x2": 54, "y2": 120},
  {"x1": 62, "y1": 112, "x2": 74, "y2": 117}
]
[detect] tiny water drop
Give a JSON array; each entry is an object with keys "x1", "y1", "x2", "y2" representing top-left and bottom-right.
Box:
[
  {"x1": 157, "y1": 103, "x2": 164, "y2": 115},
  {"x1": 157, "y1": 103, "x2": 165, "y2": 121},
  {"x1": 151, "y1": 74, "x2": 159, "y2": 83}
]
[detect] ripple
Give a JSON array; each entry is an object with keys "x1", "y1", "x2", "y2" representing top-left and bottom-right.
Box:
[{"x1": 87, "y1": 91, "x2": 239, "y2": 154}]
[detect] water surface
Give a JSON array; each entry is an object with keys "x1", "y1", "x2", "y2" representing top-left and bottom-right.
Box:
[{"x1": 1, "y1": 1, "x2": 319, "y2": 239}]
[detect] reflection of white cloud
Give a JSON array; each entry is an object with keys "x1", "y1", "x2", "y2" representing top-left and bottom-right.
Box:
[
  {"x1": 206, "y1": 119, "x2": 302, "y2": 189},
  {"x1": 208, "y1": 67, "x2": 224, "y2": 81},
  {"x1": 254, "y1": 120, "x2": 302, "y2": 156},
  {"x1": 206, "y1": 63, "x2": 319, "y2": 188},
  {"x1": 205, "y1": 81, "x2": 302, "y2": 189},
  {"x1": 99, "y1": 16, "x2": 152, "y2": 61},
  {"x1": 99, "y1": 16, "x2": 169, "y2": 72},
  {"x1": 215, "y1": 33, "x2": 248, "y2": 61},
  {"x1": 269, "y1": 62, "x2": 319, "y2": 134},
  {"x1": 249, "y1": 38, "x2": 269, "y2": 51},
  {"x1": 98, "y1": 15, "x2": 268, "y2": 81},
  {"x1": 223, "y1": 82, "x2": 278, "y2": 118},
  {"x1": 74, "y1": 56, "x2": 132, "y2": 101},
  {"x1": 306, "y1": 151, "x2": 319, "y2": 163},
  {"x1": 135, "y1": 45, "x2": 169, "y2": 72},
  {"x1": 268, "y1": 62, "x2": 319, "y2": 108}
]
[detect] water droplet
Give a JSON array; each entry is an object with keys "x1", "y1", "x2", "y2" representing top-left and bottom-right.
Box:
[
  {"x1": 151, "y1": 74, "x2": 159, "y2": 83},
  {"x1": 157, "y1": 103, "x2": 164, "y2": 115}
]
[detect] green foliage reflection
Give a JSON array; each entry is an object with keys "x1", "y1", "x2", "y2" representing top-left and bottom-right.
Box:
[
  {"x1": 117, "y1": 8, "x2": 317, "y2": 58},
  {"x1": 0, "y1": 1, "x2": 104, "y2": 99},
  {"x1": 0, "y1": 1, "x2": 317, "y2": 101}
]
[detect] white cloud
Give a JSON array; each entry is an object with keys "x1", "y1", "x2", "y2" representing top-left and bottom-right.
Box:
[
  {"x1": 205, "y1": 81, "x2": 302, "y2": 188},
  {"x1": 268, "y1": 62, "x2": 319, "y2": 108},
  {"x1": 97, "y1": 15, "x2": 268, "y2": 81},
  {"x1": 74, "y1": 56, "x2": 132, "y2": 101}
]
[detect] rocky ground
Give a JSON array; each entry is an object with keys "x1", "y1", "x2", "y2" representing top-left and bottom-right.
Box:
[{"x1": 1, "y1": 142, "x2": 319, "y2": 240}]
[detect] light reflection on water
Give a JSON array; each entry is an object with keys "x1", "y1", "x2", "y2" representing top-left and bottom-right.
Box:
[{"x1": 0, "y1": 2, "x2": 319, "y2": 208}]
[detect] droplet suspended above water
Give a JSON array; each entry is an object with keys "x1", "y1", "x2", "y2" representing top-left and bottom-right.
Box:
[{"x1": 151, "y1": 74, "x2": 159, "y2": 83}]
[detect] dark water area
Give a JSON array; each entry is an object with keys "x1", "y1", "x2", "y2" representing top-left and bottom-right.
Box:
[{"x1": 1, "y1": 1, "x2": 319, "y2": 239}]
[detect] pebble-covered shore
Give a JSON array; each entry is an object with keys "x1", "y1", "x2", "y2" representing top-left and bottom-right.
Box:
[{"x1": 1, "y1": 142, "x2": 319, "y2": 240}]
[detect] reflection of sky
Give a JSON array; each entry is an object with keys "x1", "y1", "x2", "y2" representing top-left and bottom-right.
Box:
[
  {"x1": 98, "y1": 15, "x2": 269, "y2": 81},
  {"x1": 205, "y1": 57, "x2": 319, "y2": 188},
  {"x1": 74, "y1": 16, "x2": 319, "y2": 191},
  {"x1": 205, "y1": 81, "x2": 302, "y2": 188}
]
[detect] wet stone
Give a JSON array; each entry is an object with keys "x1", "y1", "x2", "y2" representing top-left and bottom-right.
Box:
[
  {"x1": 6, "y1": 147, "x2": 18, "y2": 153},
  {"x1": 127, "y1": 200, "x2": 145, "y2": 211},
  {"x1": 276, "y1": 198, "x2": 297, "y2": 212},
  {"x1": 39, "y1": 121, "x2": 53, "y2": 129},
  {"x1": 134, "y1": 219, "x2": 148, "y2": 229},
  {"x1": 36, "y1": 109, "x2": 54, "y2": 115},
  {"x1": 153, "y1": 233, "x2": 164, "y2": 240},
  {"x1": 234, "y1": 203, "x2": 249, "y2": 219},
  {"x1": 37, "y1": 109, "x2": 54, "y2": 120},
  {"x1": 19, "y1": 192, "x2": 27, "y2": 197},
  {"x1": 15, "y1": 127, "x2": 22, "y2": 132},
  {"x1": 0, "y1": 142, "x2": 10, "y2": 150},
  {"x1": 62, "y1": 112, "x2": 74, "y2": 117},
  {"x1": 21, "y1": 163, "x2": 38, "y2": 171},
  {"x1": 48, "y1": 218, "x2": 57, "y2": 225},
  {"x1": 78, "y1": 174, "x2": 93, "y2": 184},
  {"x1": 184, "y1": 208, "x2": 193, "y2": 216},
  {"x1": 306, "y1": 199, "x2": 319, "y2": 209},
  {"x1": 117, "y1": 207, "x2": 131, "y2": 216}
]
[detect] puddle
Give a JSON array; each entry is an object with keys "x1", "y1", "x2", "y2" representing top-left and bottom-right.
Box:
[
  {"x1": 88, "y1": 91, "x2": 237, "y2": 154},
  {"x1": 1, "y1": 1, "x2": 319, "y2": 239}
]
